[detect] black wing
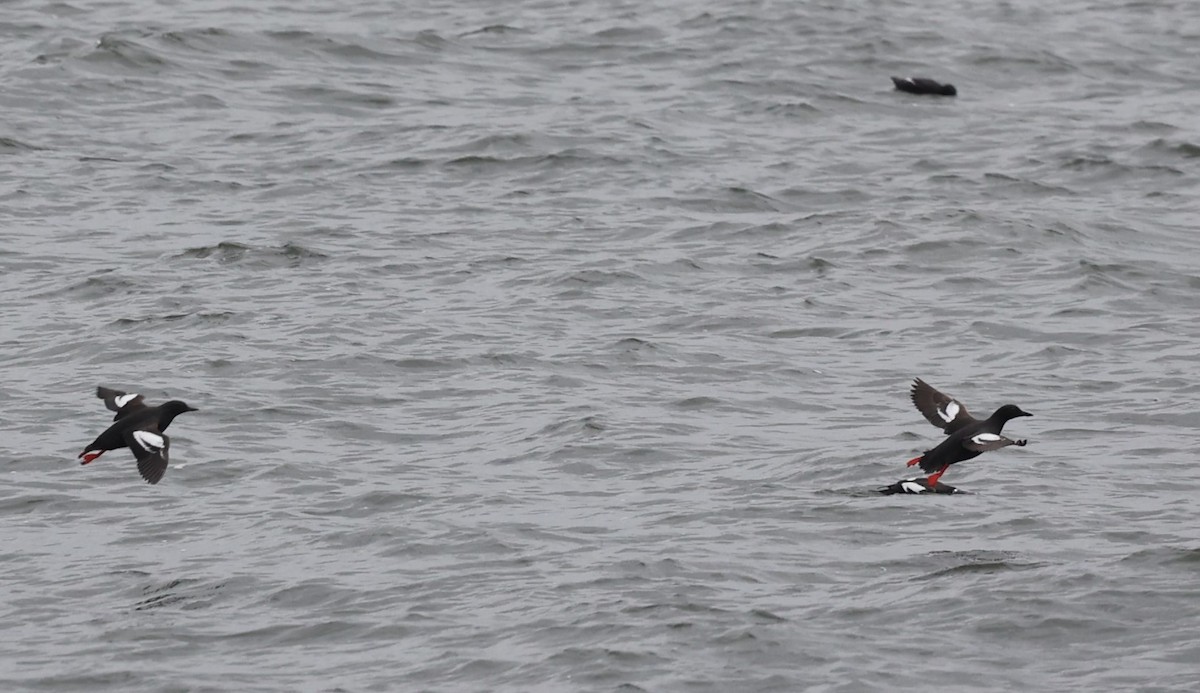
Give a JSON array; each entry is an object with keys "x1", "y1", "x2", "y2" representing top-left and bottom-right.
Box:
[
  {"x1": 963, "y1": 433, "x2": 1026, "y2": 453},
  {"x1": 122, "y1": 426, "x2": 170, "y2": 485},
  {"x1": 97, "y1": 386, "x2": 146, "y2": 421},
  {"x1": 910, "y1": 378, "x2": 976, "y2": 435}
]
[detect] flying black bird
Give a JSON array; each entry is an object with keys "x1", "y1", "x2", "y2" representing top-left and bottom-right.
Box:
[
  {"x1": 79, "y1": 386, "x2": 198, "y2": 484},
  {"x1": 906, "y1": 378, "x2": 1031, "y2": 486}
]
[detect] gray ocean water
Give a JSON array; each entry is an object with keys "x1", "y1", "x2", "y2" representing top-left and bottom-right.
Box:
[{"x1": 3, "y1": 0, "x2": 1200, "y2": 690}]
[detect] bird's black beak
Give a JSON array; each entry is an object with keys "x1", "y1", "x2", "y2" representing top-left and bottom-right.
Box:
[
  {"x1": 187, "y1": 406, "x2": 200, "y2": 412},
  {"x1": 1019, "y1": 410, "x2": 1032, "y2": 417}
]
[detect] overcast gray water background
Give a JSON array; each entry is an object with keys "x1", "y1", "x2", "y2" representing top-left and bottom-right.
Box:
[{"x1": 3, "y1": 0, "x2": 1200, "y2": 691}]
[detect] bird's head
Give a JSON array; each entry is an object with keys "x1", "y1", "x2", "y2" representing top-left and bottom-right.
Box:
[
  {"x1": 993, "y1": 404, "x2": 1031, "y2": 421},
  {"x1": 162, "y1": 400, "x2": 199, "y2": 417}
]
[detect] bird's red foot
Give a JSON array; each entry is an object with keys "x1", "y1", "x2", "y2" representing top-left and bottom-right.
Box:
[
  {"x1": 79, "y1": 450, "x2": 104, "y2": 465},
  {"x1": 926, "y1": 467, "x2": 948, "y2": 486},
  {"x1": 906, "y1": 456, "x2": 922, "y2": 468}
]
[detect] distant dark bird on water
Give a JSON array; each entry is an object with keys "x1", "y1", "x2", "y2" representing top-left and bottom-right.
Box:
[
  {"x1": 905, "y1": 378, "x2": 1031, "y2": 486},
  {"x1": 891, "y1": 76, "x2": 957, "y2": 96},
  {"x1": 78, "y1": 387, "x2": 198, "y2": 484}
]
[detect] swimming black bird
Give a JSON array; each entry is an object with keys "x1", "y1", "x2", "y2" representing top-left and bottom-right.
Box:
[
  {"x1": 879, "y1": 477, "x2": 960, "y2": 495},
  {"x1": 891, "y1": 76, "x2": 957, "y2": 96},
  {"x1": 79, "y1": 386, "x2": 198, "y2": 484},
  {"x1": 906, "y1": 378, "x2": 1030, "y2": 486}
]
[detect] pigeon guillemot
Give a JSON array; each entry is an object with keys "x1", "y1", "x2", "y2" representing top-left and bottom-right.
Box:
[
  {"x1": 78, "y1": 386, "x2": 198, "y2": 484},
  {"x1": 879, "y1": 477, "x2": 960, "y2": 495},
  {"x1": 906, "y1": 378, "x2": 1030, "y2": 486},
  {"x1": 891, "y1": 76, "x2": 957, "y2": 96}
]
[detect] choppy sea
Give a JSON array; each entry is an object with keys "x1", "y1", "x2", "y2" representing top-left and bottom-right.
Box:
[{"x1": 4, "y1": 0, "x2": 1200, "y2": 690}]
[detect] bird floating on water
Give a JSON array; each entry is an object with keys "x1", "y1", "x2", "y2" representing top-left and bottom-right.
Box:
[{"x1": 891, "y1": 76, "x2": 957, "y2": 96}]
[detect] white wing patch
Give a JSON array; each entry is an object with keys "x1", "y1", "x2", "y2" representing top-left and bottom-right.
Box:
[
  {"x1": 132, "y1": 430, "x2": 165, "y2": 452},
  {"x1": 971, "y1": 433, "x2": 1001, "y2": 445},
  {"x1": 900, "y1": 481, "x2": 927, "y2": 494},
  {"x1": 939, "y1": 401, "x2": 960, "y2": 422},
  {"x1": 115, "y1": 393, "x2": 139, "y2": 408}
]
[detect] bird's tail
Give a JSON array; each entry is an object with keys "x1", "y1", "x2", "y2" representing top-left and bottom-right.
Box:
[{"x1": 907, "y1": 453, "x2": 942, "y2": 473}]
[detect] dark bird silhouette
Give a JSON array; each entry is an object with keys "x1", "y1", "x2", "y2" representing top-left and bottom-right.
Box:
[
  {"x1": 891, "y1": 76, "x2": 957, "y2": 96},
  {"x1": 906, "y1": 378, "x2": 1030, "y2": 486},
  {"x1": 79, "y1": 387, "x2": 198, "y2": 484}
]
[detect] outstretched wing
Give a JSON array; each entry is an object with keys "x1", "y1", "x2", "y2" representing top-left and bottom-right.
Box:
[
  {"x1": 123, "y1": 427, "x2": 170, "y2": 485},
  {"x1": 910, "y1": 378, "x2": 975, "y2": 435},
  {"x1": 963, "y1": 433, "x2": 1025, "y2": 453},
  {"x1": 97, "y1": 386, "x2": 146, "y2": 421}
]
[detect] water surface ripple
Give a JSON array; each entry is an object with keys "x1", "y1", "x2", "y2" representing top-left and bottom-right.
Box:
[{"x1": 3, "y1": 0, "x2": 1200, "y2": 691}]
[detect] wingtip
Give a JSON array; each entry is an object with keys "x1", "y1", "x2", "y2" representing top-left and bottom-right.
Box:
[
  {"x1": 136, "y1": 453, "x2": 167, "y2": 485},
  {"x1": 138, "y1": 464, "x2": 164, "y2": 485}
]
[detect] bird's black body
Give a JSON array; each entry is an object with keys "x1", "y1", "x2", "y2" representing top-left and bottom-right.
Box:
[
  {"x1": 79, "y1": 387, "x2": 198, "y2": 484},
  {"x1": 879, "y1": 477, "x2": 960, "y2": 495},
  {"x1": 891, "y1": 76, "x2": 957, "y2": 96},
  {"x1": 907, "y1": 378, "x2": 1030, "y2": 484}
]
